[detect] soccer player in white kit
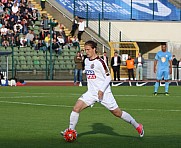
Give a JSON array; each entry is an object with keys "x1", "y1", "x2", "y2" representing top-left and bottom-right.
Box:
[{"x1": 62, "y1": 40, "x2": 144, "y2": 138}]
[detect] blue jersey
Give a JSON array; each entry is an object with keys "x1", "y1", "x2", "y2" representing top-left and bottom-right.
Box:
[{"x1": 155, "y1": 51, "x2": 172, "y2": 71}]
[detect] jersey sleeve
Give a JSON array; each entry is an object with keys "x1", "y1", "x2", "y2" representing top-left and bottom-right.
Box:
[{"x1": 98, "y1": 59, "x2": 111, "y2": 92}]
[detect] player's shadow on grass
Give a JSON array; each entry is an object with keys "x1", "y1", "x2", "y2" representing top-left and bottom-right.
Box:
[{"x1": 78, "y1": 123, "x2": 132, "y2": 138}]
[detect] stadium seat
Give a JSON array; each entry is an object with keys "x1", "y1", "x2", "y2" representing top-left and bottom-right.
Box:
[
  {"x1": 0, "y1": 46, "x2": 6, "y2": 51},
  {"x1": 54, "y1": 64, "x2": 60, "y2": 70},
  {"x1": 34, "y1": 30, "x2": 39, "y2": 35},
  {"x1": 13, "y1": 47, "x2": 19, "y2": 52},
  {"x1": 64, "y1": 56, "x2": 69, "y2": 60},
  {"x1": 70, "y1": 51, "x2": 76, "y2": 56},
  {"x1": 70, "y1": 56, "x2": 74, "y2": 60},
  {"x1": 67, "y1": 64, "x2": 74, "y2": 70},
  {"x1": 34, "y1": 26, "x2": 40, "y2": 30},
  {"x1": 6, "y1": 47, "x2": 12, "y2": 51},
  {"x1": 35, "y1": 21, "x2": 41, "y2": 26}
]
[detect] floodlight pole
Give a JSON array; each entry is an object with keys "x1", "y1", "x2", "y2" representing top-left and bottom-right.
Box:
[
  {"x1": 49, "y1": 19, "x2": 53, "y2": 80},
  {"x1": 48, "y1": 20, "x2": 58, "y2": 80},
  {"x1": 102, "y1": 0, "x2": 104, "y2": 19},
  {"x1": 131, "y1": 0, "x2": 133, "y2": 20},
  {"x1": 108, "y1": 22, "x2": 111, "y2": 42},
  {"x1": 12, "y1": 46, "x2": 14, "y2": 78},
  {"x1": 73, "y1": 0, "x2": 76, "y2": 18},
  {"x1": 153, "y1": 0, "x2": 155, "y2": 20}
]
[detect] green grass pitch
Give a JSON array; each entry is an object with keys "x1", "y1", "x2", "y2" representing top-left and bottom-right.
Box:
[{"x1": 0, "y1": 86, "x2": 180, "y2": 148}]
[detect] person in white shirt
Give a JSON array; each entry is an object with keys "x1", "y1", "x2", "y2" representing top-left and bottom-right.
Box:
[
  {"x1": 77, "y1": 19, "x2": 85, "y2": 41},
  {"x1": 134, "y1": 53, "x2": 145, "y2": 80},
  {"x1": 25, "y1": 30, "x2": 34, "y2": 46},
  {"x1": 0, "y1": 2, "x2": 5, "y2": 15},
  {"x1": 13, "y1": 21, "x2": 23, "y2": 33},
  {"x1": 178, "y1": 58, "x2": 181, "y2": 80},
  {"x1": 57, "y1": 35, "x2": 65, "y2": 49},
  {"x1": 20, "y1": 35, "x2": 27, "y2": 47},
  {"x1": 11, "y1": 2, "x2": 19, "y2": 14},
  {"x1": 0, "y1": 25, "x2": 8, "y2": 36},
  {"x1": 61, "y1": 40, "x2": 144, "y2": 138}
]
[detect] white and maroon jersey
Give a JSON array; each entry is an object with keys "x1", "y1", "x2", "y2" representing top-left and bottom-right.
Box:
[{"x1": 85, "y1": 56, "x2": 111, "y2": 95}]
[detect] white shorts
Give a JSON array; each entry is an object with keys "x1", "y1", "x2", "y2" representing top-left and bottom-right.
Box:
[{"x1": 78, "y1": 91, "x2": 118, "y2": 110}]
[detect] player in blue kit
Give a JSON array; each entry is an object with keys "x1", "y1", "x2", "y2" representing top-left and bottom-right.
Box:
[{"x1": 154, "y1": 43, "x2": 172, "y2": 96}]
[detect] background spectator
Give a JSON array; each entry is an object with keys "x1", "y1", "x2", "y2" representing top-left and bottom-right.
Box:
[
  {"x1": 40, "y1": 0, "x2": 46, "y2": 11},
  {"x1": 172, "y1": 55, "x2": 178, "y2": 80},
  {"x1": 101, "y1": 51, "x2": 109, "y2": 66},
  {"x1": 70, "y1": 16, "x2": 79, "y2": 37},
  {"x1": 74, "y1": 51, "x2": 83, "y2": 85},
  {"x1": 77, "y1": 19, "x2": 86, "y2": 41},
  {"x1": 179, "y1": 58, "x2": 181, "y2": 81},
  {"x1": 134, "y1": 53, "x2": 145, "y2": 80},
  {"x1": 111, "y1": 51, "x2": 121, "y2": 81},
  {"x1": 126, "y1": 55, "x2": 135, "y2": 80}
]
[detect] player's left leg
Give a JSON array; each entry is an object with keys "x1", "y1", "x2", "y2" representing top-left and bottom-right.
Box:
[
  {"x1": 164, "y1": 71, "x2": 170, "y2": 95},
  {"x1": 154, "y1": 70, "x2": 162, "y2": 95},
  {"x1": 101, "y1": 93, "x2": 144, "y2": 137},
  {"x1": 110, "y1": 108, "x2": 144, "y2": 137}
]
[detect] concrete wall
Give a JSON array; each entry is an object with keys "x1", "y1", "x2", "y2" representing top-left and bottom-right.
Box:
[
  {"x1": 112, "y1": 21, "x2": 181, "y2": 42},
  {"x1": 96, "y1": 21, "x2": 181, "y2": 42},
  {"x1": 89, "y1": 21, "x2": 181, "y2": 59}
]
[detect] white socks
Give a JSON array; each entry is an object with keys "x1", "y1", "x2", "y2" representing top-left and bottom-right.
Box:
[
  {"x1": 121, "y1": 111, "x2": 139, "y2": 129},
  {"x1": 68, "y1": 111, "x2": 139, "y2": 130},
  {"x1": 69, "y1": 111, "x2": 79, "y2": 130}
]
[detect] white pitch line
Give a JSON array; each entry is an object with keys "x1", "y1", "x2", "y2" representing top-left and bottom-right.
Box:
[
  {"x1": 0, "y1": 96, "x2": 45, "y2": 99},
  {"x1": 0, "y1": 100, "x2": 73, "y2": 108},
  {"x1": 1, "y1": 92, "x2": 181, "y2": 98},
  {"x1": 0, "y1": 100, "x2": 181, "y2": 112}
]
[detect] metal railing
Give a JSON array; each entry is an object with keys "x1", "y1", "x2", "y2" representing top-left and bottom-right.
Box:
[{"x1": 46, "y1": 0, "x2": 110, "y2": 52}]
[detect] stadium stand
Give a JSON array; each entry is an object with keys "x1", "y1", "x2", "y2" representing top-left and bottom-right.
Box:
[
  {"x1": 0, "y1": 0, "x2": 180, "y2": 81},
  {"x1": 0, "y1": 0, "x2": 84, "y2": 80},
  {"x1": 168, "y1": 0, "x2": 181, "y2": 8}
]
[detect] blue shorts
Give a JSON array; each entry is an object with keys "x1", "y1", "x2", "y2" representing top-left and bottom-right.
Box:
[{"x1": 156, "y1": 70, "x2": 170, "y2": 80}]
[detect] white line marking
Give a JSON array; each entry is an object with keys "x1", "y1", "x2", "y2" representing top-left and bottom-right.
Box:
[
  {"x1": 0, "y1": 96, "x2": 45, "y2": 99},
  {"x1": 0, "y1": 100, "x2": 73, "y2": 108},
  {"x1": 0, "y1": 100, "x2": 180, "y2": 112},
  {"x1": 1, "y1": 92, "x2": 180, "y2": 98}
]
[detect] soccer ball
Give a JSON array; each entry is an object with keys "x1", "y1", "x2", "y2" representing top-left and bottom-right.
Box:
[{"x1": 63, "y1": 129, "x2": 77, "y2": 142}]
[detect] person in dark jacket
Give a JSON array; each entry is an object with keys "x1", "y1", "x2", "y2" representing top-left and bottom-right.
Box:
[
  {"x1": 172, "y1": 55, "x2": 178, "y2": 80},
  {"x1": 111, "y1": 51, "x2": 121, "y2": 81},
  {"x1": 101, "y1": 51, "x2": 109, "y2": 66}
]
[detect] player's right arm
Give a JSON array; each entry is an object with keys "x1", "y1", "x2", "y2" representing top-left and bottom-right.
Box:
[
  {"x1": 154, "y1": 52, "x2": 159, "y2": 73},
  {"x1": 154, "y1": 60, "x2": 157, "y2": 73}
]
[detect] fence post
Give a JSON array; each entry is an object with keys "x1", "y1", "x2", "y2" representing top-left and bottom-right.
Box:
[
  {"x1": 108, "y1": 22, "x2": 111, "y2": 42},
  {"x1": 49, "y1": 19, "x2": 53, "y2": 80},
  {"x1": 45, "y1": 49, "x2": 48, "y2": 80},
  {"x1": 102, "y1": 0, "x2": 104, "y2": 19},
  {"x1": 131, "y1": 0, "x2": 133, "y2": 20},
  {"x1": 119, "y1": 31, "x2": 122, "y2": 42},
  {"x1": 153, "y1": 0, "x2": 155, "y2": 20},
  {"x1": 73, "y1": 0, "x2": 76, "y2": 18},
  {"x1": 86, "y1": 4, "x2": 88, "y2": 28},
  {"x1": 98, "y1": 13, "x2": 101, "y2": 37},
  {"x1": 180, "y1": 4, "x2": 181, "y2": 21},
  {"x1": 12, "y1": 46, "x2": 14, "y2": 78}
]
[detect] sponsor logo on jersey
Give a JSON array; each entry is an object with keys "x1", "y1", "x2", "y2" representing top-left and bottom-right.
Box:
[{"x1": 85, "y1": 70, "x2": 96, "y2": 79}]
